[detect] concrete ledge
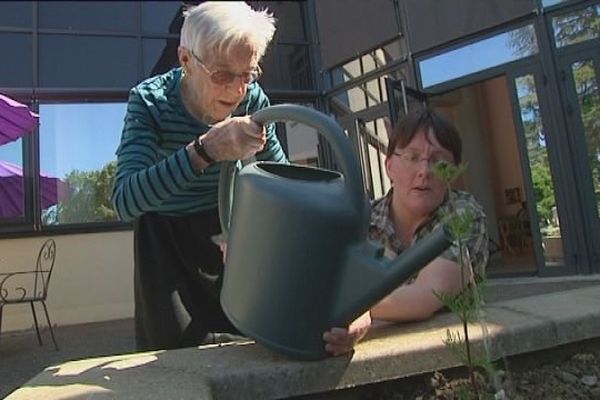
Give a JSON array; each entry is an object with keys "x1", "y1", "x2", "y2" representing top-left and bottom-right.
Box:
[{"x1": 7, "y1": 284, "x2": 600, "y2": 400}]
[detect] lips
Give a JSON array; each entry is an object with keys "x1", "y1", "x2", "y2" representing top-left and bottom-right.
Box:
[
  {"x1": 218, "y1": 100, "x2": 237, "y2": 107},
  {"x1": 413, "y1": 186, "x2": 431, "y2": 192}
]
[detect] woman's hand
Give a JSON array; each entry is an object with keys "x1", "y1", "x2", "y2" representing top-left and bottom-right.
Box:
[
  {"x1": 202, "y1": 116, "x2": 266, "y2": 161},
  {"x1": 322, "y1": 311, "x2": 372, "y2": 356}
]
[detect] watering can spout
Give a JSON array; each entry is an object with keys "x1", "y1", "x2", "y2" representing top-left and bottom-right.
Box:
[{"x1": 331, "y1": 227, "x2": 452, "y2": 327}]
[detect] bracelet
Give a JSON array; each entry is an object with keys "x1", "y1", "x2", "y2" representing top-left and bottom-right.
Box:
[{"x1": 193, "y1": 138, "x2": 215, "y2": 165}]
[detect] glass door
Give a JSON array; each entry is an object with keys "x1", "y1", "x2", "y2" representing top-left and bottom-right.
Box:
[
  {"x1": 506, "y1": 64, "x2": 578, "y2": 276},
  {"x1": 556, "y1": 47, "x2": 600, "y2": 271}
]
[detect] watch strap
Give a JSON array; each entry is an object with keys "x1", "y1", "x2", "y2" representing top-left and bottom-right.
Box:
[{"x1": 193, "y1": 138, "x2": 215, "y2": 164}]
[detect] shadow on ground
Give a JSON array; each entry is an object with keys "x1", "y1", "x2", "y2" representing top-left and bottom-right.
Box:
[{"x1": 0, "y1": 319, "x2": 135, "y2": 398}]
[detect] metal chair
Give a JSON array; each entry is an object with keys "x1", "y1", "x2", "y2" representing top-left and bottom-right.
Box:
[{"x1": 0, "y1": 238, "x2": 59, "y2": 350}]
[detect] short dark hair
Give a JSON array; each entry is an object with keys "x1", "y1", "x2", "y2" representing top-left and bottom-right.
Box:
[{"x1": 387, "y1": 108, "x2": 462, "y2": 164}]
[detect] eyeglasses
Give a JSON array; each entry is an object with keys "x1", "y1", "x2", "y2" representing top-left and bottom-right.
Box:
[
  {"x1": 190, "y1": 49, "x2": 261, "y2": 85},
  {"x1": 393, "y1": 150, "x2": 453, "y2": 170}
]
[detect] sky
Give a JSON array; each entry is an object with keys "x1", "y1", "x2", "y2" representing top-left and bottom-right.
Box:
[
  {"x1": 419, "y1": 26, "x2": 536, "y2": 88},
  {"x1": 0, "y1": 102, "x2": 127, "y2": 179}
]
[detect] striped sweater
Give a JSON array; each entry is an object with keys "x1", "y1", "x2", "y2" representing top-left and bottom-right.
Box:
[{"x1": 111, "y1": 67, "x2": 287, "y2": 222}]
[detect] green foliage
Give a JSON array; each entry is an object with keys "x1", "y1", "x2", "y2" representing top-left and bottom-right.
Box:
[
  {"x1": 435, "y1": 283, "x2": 485, "y2": 324},
  {"x1": 432, "y1": 160, "x2": 496, "y2": 397},
  {"x1": 441, "y1": 209, "x2": 475, "y2": 244},
  {"x1": 432, "y1": 160, "x2": 468, "y2": 184},
  {"x1": 42, "y1": 161, "x2": 118, "y2": 225},
  {"x1": 530, "y1": 162, "x2": 555, "y2": 225}
]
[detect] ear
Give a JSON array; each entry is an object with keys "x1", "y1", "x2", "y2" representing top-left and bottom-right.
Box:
[
  {"x1": 178, "y1": 46, "x2": 191, "y2": 72},
  {"x1": 385, "y1": 155, "x2": 393, "y2": 182}
]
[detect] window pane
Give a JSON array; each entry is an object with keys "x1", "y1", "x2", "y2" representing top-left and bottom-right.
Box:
[
  {"x1": 419, "y1": 25, "x2": 538, "y2": 88},
  {"x1": 570, "y1": 60, "x2": 600, "y2": 218},
  {"x1": 141, "y1": 2, "x2": 183, "y2": 35},
  {"x1": 39, "y1": 1, "x2": 136, "y2": 32},
  {"x1": 284, "y1": 120, "x2": 319, "y2": 166},
  {"x1": 248, "y1": 1, "x2": 306, "y2": 42},
  {"x1": 0, "y1": 2, "x2": 32, "y2": 28},
  {"x1": 39, "y1": 102, "x2": 127, "y2": 225},
  {"x1": 39, "y1": 35, "x2": 138, "y2": 88},
  {"x1": 515, "y1": 75, "x2": 564, "y2": 266},
  {"x1": 260, "y1": 44, "x2": 312, "y2": 90},
  {"x1": 327, "y1": 38, "x2": 407, "y2": 89},
  {"x1": 0, "y1": 139, "x2": 25, "y2": 220},
  {"x1": 143, "y1": 38, "x2": 179, "y2": 78},
  {"x1": 543, "y1": 0, "x2": 569, "y2": 7},
  {"x1": 552, "y1": 4, "x2": 600, "y2": 48},
  {"x1": 0, "y1": 33, "x2": 32, "y2": 87}
]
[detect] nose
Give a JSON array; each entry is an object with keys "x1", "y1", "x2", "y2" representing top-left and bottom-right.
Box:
[
  {"x1": 415, "y1": 158, "x2": 434, "y2": 175},
  {"x1": 225, "y1": 76, "x2": 247, "y2": 95}
]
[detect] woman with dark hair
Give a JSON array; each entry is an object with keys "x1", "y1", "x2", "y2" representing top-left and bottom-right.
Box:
[{"x1": 324, "y1": 108, "x2": 489, "y2": 356}]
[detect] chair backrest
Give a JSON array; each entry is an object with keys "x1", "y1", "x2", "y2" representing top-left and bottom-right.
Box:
[{"x1": 34, "y1": 238, "x2": 56, "y2": 300}]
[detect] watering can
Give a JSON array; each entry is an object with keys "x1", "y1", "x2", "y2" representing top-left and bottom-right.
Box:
[{"x1": 219, "y1": 104, "x2": 451, "y2": 360}]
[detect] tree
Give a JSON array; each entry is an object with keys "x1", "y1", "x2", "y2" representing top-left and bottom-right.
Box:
[
  {"x1": 42, "y1": 161, "x2": 118, "y2": 225},
  {"x1": 508, "y1": 4, "x2": 600, "y2": 225}
]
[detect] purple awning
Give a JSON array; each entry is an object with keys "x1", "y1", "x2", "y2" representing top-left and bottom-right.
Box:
[
  {"x1": 0, "y1": 93, "x2": 39, "y2": 146},
  {"x1": 0, "y1": 160, "x2": 69, "y2": 218}
]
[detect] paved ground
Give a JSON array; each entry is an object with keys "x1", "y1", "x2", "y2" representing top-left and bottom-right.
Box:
[
  {"x1": 1, "y1": 275, "x2": 599, "y2": 399},
  {"x1": 0, "y1": 319, "x2": 135, "y2": 398}
]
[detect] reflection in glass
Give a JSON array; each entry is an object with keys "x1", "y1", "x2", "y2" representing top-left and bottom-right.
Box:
[
  {"x1": 515, "y1": 75, "x2": 564, "y2": 266},
  {"x1": 0, "y1": 139, "x2": 25, "y2": 219},
  {"x1": 143, "y1": 38, "x2": 180, "y2": 78},
  {"x1": 259, "y1": 44, "x2": 312, "y2": 90},
  {"x1": 39, "y1": 35, "x2": 137, "y2": 88},
  {"x1": 570, "y1": 60, "x2": 600, "y2": 218},
  {"x1": 39, "y1": 1, "x2": 136, "y2": 32},
  {"x1": 0, "y1": 2, "x2": 32, "y2": 27},
  {"x1": 39, "y1": 103, "x2": 127, "y2": 225},
  {"x1": 327, "y1": 38, "x2": 405, "y2": 90},
  {"x1": 271, "y1": 103, "x2": 319, "y2": 167},
  {"x1": 0, "y1": 33, "x2": 33, "y2": 87},
  {"x1": 249, "y1": 1, "x2": 306, "y2": 42},
  {"x1": 141, "y1": 2, "x2": 183, "y2": 34},
  {"x1": 552, "y1": 4, "x2": 600, "y2": 48},
  {"x1": 542, "y1": 0, "x2": 568, "y2": 7},
  {"x1": 283, "y1": 121, "x2": 319, "y2": 166},
  {"x1": 419, "y1": 25, "x2": 538, "y2": 88}
]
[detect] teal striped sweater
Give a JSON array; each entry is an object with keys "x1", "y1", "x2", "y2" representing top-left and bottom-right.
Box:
[{"x1": 111, "y1": 68, "x2": 287, "y2": 222}]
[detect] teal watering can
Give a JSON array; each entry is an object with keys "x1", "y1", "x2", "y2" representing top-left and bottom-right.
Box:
[{"x1": 219, "y1": 104, "x2": 451, "y2": 360}]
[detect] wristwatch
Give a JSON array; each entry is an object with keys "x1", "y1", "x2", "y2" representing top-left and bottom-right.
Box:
[{"x1": 193, "y1": 137, "x2": 215, "y2": 165}]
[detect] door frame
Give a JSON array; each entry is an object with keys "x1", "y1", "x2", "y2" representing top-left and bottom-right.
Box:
[
  {"x1": 553, "y1": 40, "x2": 600, "y2": 272},
  {"x1": 505, "y1": 60, "x2": 579, "y2": 276}
]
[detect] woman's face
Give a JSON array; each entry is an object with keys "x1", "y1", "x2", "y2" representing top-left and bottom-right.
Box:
[
  {"x1": 180, "y1": 42, "x2": 258, "y2": 124},
  {"x1": 385, "y1": 128, "x2": 455, "y2": 219}
]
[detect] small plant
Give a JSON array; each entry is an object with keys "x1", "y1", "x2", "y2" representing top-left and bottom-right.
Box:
[{"x1": 432, "y1": 160, "x2": 497, "y2": 399}]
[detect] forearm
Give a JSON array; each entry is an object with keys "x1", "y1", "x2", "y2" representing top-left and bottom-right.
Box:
[
  {"x1": 370, "y1": 283, "x2": 443, "y2": 322},
  {"x1": 111, "y1": 146, "x2": 198, "y2": 222},
  {"x1": 370, "y1": 258, "x2": 464, "y2": 322}
]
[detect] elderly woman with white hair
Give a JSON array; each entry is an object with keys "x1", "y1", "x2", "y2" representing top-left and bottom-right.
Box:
[{"x1": 111, "y1": 2, "x2": 287, "y2": 351}]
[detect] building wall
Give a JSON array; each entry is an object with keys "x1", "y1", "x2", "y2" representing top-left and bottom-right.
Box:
[
  {"x1": 0, "y1": 232, "x2": 134, "y2": 332},
  {"x1": 403, "y1": 0, "x2": 537, "y2": 54},
  {"x1": 315, "y1": 0, "x2": 399, "y2": 69}
]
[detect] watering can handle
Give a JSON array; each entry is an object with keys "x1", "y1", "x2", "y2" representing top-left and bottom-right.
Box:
[{"x1": 219, "y1": 103, "x2": 368, "y2": 237}]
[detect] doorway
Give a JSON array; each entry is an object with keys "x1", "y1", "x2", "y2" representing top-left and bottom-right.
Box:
[{"x1": 428, "y1": 76, "x2": 539, "y2": 275}]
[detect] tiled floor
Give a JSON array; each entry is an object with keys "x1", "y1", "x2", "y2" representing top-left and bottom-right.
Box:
[{"x1": 0, "y1": 318, "x2": 135, "y2": 399}]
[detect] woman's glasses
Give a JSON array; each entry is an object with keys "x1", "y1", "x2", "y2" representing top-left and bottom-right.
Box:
[
  {"x1": 190, "y1": 49, "x2": 261, "y2": 85},
  {"x1": 393, "y1": 150, "x2": 453, "y2": 170}
]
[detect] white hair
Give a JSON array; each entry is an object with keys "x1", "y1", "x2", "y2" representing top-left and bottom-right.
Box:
[{"x1": 180, "y1": 2, "x2": 276, "y2": 62}]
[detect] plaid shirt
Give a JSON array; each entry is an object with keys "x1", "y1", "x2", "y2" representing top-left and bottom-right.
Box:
[{"x1": 369, "y1": 189, "x2": 489, "y2": 282}]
